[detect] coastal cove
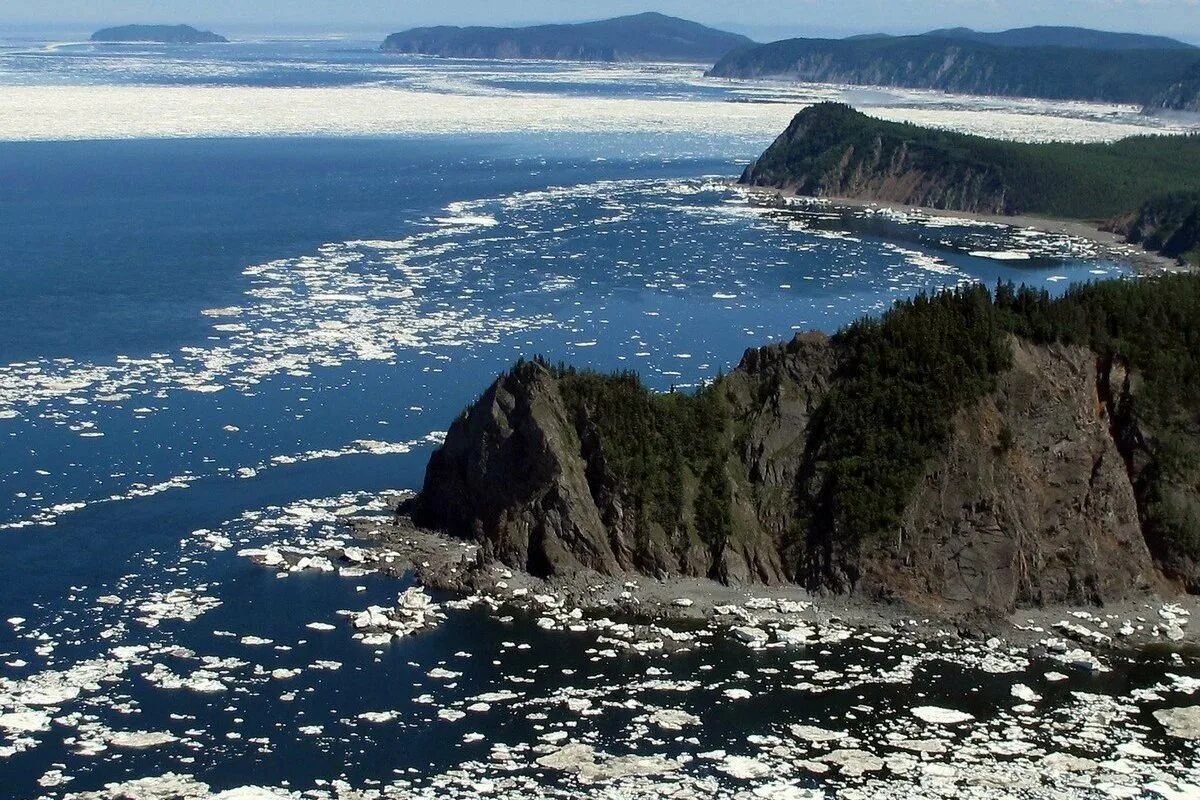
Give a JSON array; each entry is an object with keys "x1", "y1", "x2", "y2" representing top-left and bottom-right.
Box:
[
  {"x1": 736, "y1": 188, "x2": 1185, "y2": 274},
  {"x1": 1, "y1": 35, "x2": 1199, "y2": 800}
]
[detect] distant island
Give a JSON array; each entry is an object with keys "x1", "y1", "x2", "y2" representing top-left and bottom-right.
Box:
[
  {"x1": 381, "y1": 12, "x2": 752, "y2": 64},
  {"x1": 90, "y1": 25, "x2": 228, "y2": 44},
  {"x1": 707, "y1": 26, "x2": 1200, "y2": 109},
  {"x1": 739, "y1": 103, "x2": 1200, "y2": 265}
]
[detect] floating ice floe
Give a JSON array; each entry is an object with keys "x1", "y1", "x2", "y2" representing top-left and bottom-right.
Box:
[{"x1": 911, "y1": 706, "x2": 975, "y2": 725}]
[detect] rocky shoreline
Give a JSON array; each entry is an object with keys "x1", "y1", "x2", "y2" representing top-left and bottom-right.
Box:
[
  {"x1": 188, "y1": 492, "x2": 1200, "y2": 800},
  {"x1": 311, "y1": 507, "x2": 1200, "y2": 661},
  {"x1": 739, "y1": 185, "x2": 1188, "y2": 276}
]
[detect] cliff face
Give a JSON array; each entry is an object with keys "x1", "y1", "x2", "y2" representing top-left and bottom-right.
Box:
[
  {"x1": 409, "y1": 363, "x2": 621, "y2": 578},
  {"x1": 1144, "y1": 63, "x2": 1200, "y2": 113},
  {"x1": 407, "y1": 330, "x2": 1181, "y2": 611},
  {"x1": 1105, "y1": 192, "x2": 1200, "y2": 266},
  {"x1": 868, "y1": 341, "x2": 1158, "y2": 609},
  {"x1": 739, "y1": 104, "x2": 1010, "y2": 214},
  {"x1": 706, "y1": 36, "x2": 1199, "y2": 105}
]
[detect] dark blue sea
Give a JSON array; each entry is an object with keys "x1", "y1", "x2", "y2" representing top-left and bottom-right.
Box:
[{"x1": 0, "y1": 37, "x2": 1196, "y2": 800}]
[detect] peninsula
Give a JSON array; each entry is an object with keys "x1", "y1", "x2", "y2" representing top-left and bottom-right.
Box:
[
  {"x1": 401, "y1": 105, "x2": 1200, "y2": 614},
  {"x1": 739, "y1": 103, "x2": 1200, "y2": 265}
]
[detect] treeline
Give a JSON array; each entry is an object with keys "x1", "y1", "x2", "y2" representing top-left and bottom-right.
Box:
[{"x1": 550, "y1": 364, "x2": 735, "y2": 557}]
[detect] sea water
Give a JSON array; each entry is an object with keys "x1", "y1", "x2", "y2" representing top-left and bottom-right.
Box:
[{"x1": 0, "y1": 38, "x2": 1197, "y2": 798}]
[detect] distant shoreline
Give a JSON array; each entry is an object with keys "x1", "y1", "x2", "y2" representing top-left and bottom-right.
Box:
[{"x1": 738, "y1": 184, "x2": 1185, "y2": 276}]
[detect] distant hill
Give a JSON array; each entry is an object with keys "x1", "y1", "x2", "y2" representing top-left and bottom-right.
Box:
[
  {"x1": 91, "y1": 25, "x2": 228, "y2": 44},
  {"x1": 923, "y1": 25, "x2": 1196, "y2": 51},
  {"x1": 707, "y1": 29, "x2": 1200, "y2": 105},
  {"x1": 381, "y1": 12, "x2": 752, "y2": 64}
]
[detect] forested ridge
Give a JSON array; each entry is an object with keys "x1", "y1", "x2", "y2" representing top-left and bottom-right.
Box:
[
  {"x1": 741, "y1": 104, "x2": 1200, "y2": 263},
  {"x1": 707, "y1": 32, "x2": 1200, "y2": 108},
  {"x1": 472, "y1": 275, "x2": 1200, "y2": 591}
]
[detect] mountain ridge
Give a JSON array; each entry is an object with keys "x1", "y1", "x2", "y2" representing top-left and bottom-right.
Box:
[
  {"x1": 921, "y1": 25, "x2": 1197, "y2": 51},
  {"x1": 381, "y1": 13, "x2": 753, "y2": 64},
  {"x1": 707, "y1": 31, "x2": 1200, "y2": 106}
]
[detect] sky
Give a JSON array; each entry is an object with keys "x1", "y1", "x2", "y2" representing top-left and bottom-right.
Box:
[{"x1": 3, "y1": 0, "x2": 1199, "y2": 43}]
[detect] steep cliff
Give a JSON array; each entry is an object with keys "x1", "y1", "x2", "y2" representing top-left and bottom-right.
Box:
[
  {"x1": 706, "y1": 34, "x2": 1200, "y2": 105},
  {"x1": 871, "y1": 341, "x2": 1157, "y2": 608},
  {"x1": 381, "y1": 13, "x2": 751, "y2": 64},
  {"x1": 407, "y1": 278, "x2": 1200, "y2": 610},
  {"x1": 1105, "y1": 192, "x2": 1200, "y2": 266},
  {"x1": 738, "y1": 104, "x2": 1011, "y2": 214},
  {"x1": 1145, "y1": 62, "x2": 1200, "y2": 114}
]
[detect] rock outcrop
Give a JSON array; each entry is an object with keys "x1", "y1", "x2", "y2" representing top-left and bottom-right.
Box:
[
  {"x1": 408, "y1": 362, "x2": 620, "y2": 578},
  {"x1": 866, "y1": 341, "x2": 1158, "y2": 609},
  {"x1": 1105, "y1": 192, "x2": 1200, "y2": 267},
  {"x1": 1144, "y1": 62, "x2": 1200, "y2": 114},
  {"x1": 406, "y1": 328, "x2": 1182, "y2": 611},
  {"x1": 739, "y1": 104, "x2": 1011, "y2": 214}
]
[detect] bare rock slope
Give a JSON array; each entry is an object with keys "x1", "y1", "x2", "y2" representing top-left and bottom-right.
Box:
[{"x1": 406, "y1": 332, "x2": 1170, "y2": 611}]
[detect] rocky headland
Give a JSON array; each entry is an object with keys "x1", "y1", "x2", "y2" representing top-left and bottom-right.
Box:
[
  {"x1": 739, "y1": 103, "x2": 1200, "y2": 266},
  {"x1": 400, "y1": 273, "x2": 1200, "y2": 621}
]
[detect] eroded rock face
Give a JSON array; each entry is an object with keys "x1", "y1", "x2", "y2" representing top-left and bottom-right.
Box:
[
  {"x1": 409, "y1": 335, "x2": 1174, "y2": 610},
  {"x1": 870, "y1": 340, "x2": 1158, "y2": 608},
  {"x1": 738, "y1": 106, "x2": 1010, "y2": 215},
  {"x1": 408, "y1": 337, "x2": 835, "y2": 585},
  {"x1": 407, "y1": 362, "x2": 619, "y2": 578}
]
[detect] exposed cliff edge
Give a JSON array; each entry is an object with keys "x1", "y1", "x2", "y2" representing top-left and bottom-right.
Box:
[
  {"x1": 1144, "y1": 63, "x2": 1200, "y2": 114},
  {"x1": 739, "y1": 103, "x2": 1200, "y2": 264},
  {"x1": 91, "y1": 25, "x2": 227, "y2": 44},
  {"x1": 406, "y1": 277, "x2": 1200, "y2": 612},
  {"x1": 380, "y1": 13, "x2": 752, "y2": 64},
  {"x1": 738, "y1": 104, "x2": 1011, "y2": 214},
  {"x1": 1105, "y1": 192, "x2": 1200, "y2": 267},
  {"x1": 706, "y1": 30, "x2": 1200, "y2": 106}
]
